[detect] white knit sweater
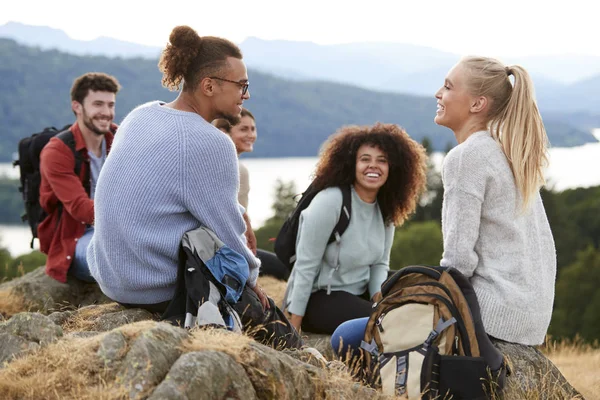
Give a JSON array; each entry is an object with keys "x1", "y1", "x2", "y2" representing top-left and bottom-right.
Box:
[{"x1": 440, "y1": 131, "x2": 556, "y2": 345}]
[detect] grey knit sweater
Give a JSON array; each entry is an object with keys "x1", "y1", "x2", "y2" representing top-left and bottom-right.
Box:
[
  {"x1": 87, "y1": 101, "x2": 260, "y2": 305},
  {"x1": 440, "y1": 131, "x2": 556, "y2": 345}
]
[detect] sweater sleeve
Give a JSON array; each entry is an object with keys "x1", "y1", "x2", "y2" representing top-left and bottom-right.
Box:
[
  {"x1": 287, "y1": 188, "x2": 342, "y2": 316},
  {"x1": 439, "y1": 146, "x2": 486, "y2": 278},
  {"x1": 40, "y1": 139, "x2": 94, "y2": 224},
  {"x1": 183, "y1": 131, "x2": 261, "y2": 287},
  {"x1": 369, "y1": 223, "x2": 395, "y2": 296}
]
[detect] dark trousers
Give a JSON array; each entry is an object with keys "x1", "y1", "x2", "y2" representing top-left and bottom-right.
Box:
[
  {"x1": 302, "y1": 289, "x2": 372, "y2": 334},
  {"x1": 257, "y1": 249, "x2": 290, "y2": 281}
]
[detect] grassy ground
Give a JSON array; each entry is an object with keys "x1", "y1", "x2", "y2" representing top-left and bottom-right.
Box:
[
  {"x1": 0, "y1": 275, "x2": 597, "y2": 399},
  {"x1": 544, "y1": 340, "x2": 600, "y2": 400}
]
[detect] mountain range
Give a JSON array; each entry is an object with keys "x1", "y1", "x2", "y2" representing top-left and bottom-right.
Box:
[
  {"x1": 0, "y1": 27, "x2": 597, "y2": 162},
  {"x1": 3, "y1": 21, "x2": 600, "y2": 117}
]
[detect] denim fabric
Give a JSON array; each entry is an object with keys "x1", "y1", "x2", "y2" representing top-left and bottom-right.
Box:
[
  {"x1": 71, "y1": 226, "x2": 96, "y2": 282},
  {"x1": 330, "y1": 316, "x2": 369, "y2": 359}
]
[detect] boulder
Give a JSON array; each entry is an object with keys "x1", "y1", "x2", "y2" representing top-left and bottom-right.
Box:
[
  {"x1": 0, "y1": 266, "x2": 111, "y2": 315},
  {"x1": 117, "y1": 322, "x2": 189, "y2": 399},
  {"x1": 50, "y1": 303, "x2": 156, "y2": 333},
  {"x1": 149, "y1": 351, "x2": 257, "y2": 400},
  {"x1": 493, "y1": 339, "x2": 585, "y2": 399},
  {"x1": 0, "y1": 312, "x2": 61, "y2": 367},
  {"x1": 0, "y1": 332, "x2": 39, "y2": 365}
]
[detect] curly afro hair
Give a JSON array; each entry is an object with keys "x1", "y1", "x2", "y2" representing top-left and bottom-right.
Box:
[{"x1": 312, "y1": 123, "x2": 428, "y2": 226}]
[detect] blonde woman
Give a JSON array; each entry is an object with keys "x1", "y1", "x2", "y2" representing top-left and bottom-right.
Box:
[{"x1": 434, "y1": 56, "x2": 556, "y2": 345}]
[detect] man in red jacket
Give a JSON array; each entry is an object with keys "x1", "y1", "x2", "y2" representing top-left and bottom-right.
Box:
[{"x1": 38, "y1": 72, "x2": 120, "y2": 282}]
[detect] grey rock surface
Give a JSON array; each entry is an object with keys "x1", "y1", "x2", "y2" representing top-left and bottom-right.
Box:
[{"x1": 149, "y1": 351, "x2": 257, "y2": 400}]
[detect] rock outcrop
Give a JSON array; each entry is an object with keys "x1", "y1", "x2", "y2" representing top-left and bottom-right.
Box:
[
  {"x1": 0, "y1": 268, "x2": 587, "y2": 399},
  {"x1": 0, "y1": 266, "x2": 111, "y2": 316}
]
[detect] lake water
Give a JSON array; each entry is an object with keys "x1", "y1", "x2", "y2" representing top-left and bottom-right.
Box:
[{"x1": 2, "y1": 129, "x2": 600, "y2": 257}]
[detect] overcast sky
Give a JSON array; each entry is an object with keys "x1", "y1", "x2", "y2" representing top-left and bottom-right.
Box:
[{"x1": 2, "y1": 0, "x2": 598, "y2": 58}]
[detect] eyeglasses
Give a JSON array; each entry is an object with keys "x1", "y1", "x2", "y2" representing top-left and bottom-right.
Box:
[{"x1": 209, "y1": 77, "x2": 249, "y2": 95}]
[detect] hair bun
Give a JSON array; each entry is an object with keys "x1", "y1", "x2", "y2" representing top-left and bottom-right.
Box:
[{"x1": 169, "y1": 26, "x2": 201, "y2": 51}]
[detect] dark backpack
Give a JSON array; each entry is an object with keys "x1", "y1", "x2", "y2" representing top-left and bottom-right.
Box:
[
  {"x1": 274, "y1": 184, "x2": 352, "y2": 270},
  {"x1": 361, "y1": 265, "x2": 507, "y2": 399},
  {"x1": 13, "y1": 125, "x2": 86, "y2": 248}
]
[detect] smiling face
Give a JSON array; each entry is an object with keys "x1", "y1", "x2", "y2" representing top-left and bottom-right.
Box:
[
  {"x1": 434, "y1": 63, "x2": 475, "y2": 132},
  {"x1": 229, "y1": 115, "x2": 257, "y2": 154},
  {"x1": 354, "y1": 144, "x2": 389, "y2": 198},
  {"x1": 73, "y1": 90, "x2": 116, "y2": 136}
]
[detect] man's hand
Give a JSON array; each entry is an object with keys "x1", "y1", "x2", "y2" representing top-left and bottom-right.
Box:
[
  {"x1": 243, "y1": 213, "x2": 258, "y2": 255},
  {"x1": 251, "y1": 284, "x2": 270, "y2": 310}
]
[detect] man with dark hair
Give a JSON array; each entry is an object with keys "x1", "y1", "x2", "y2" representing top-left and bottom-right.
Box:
[
  {"x1": 38, "y1": 72, "x2": 120, "y2": 282},
  {"x1": 87, "y1": 26, "x2": 266, "y2": 312}
]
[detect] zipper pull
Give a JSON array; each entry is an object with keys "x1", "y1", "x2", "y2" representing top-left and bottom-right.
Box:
[{"x1": 453, "y1": 335, "x2": 459, "y2": 354}]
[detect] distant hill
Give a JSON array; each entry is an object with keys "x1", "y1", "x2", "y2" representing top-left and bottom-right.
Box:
[
  {"x1": 0, "y1": 38, "x2": 596, "y2": 163},
  {"x1": 4, "y1": 21, "x2": 600, "y2": 112},
  {"x1": 0, "y1": 21, "x2": 162, "y2": 58}
]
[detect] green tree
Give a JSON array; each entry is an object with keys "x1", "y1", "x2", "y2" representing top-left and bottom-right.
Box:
[
  {"x1": 412, "y1": 137, "x2": 443, "y2": 223},
  {"x1": 549, "y1": 245, "x2": 600, "y2": 342},
  {"x1": 389, "y1": 221, "x2": 443, "y2": 270},
  {"x1": 254, "y1": 219, "x2": 283, "y2": 252},
  {"x1": 254, "y1": 179, "x2": 297, "y2": 251},
  {"x1": 267, "y1": 179, "x2": 298, "y2": 223},
  {"x1": 0, "y1": 244, "x2": 11, "y2": 280}
]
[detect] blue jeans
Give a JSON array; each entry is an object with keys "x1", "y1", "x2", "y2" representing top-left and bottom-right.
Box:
[
  {"x1": 331, "y1": 317, "x2": 369, "y2": 360},
  {"x1": 70, "y1": 226, "x2": 96, "y2": 282}
]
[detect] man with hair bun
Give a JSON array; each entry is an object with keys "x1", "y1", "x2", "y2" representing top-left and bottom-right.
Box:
[{"x1": 87, "y1": 26, "x2": 267, "y2": 314}]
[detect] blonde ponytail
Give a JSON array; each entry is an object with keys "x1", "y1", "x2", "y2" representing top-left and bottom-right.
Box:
[
  {"x1": 461, "y1": 57, "x2": 549, "y2": 210},
  {"x1": 491, "y1": 66, "x2": 548, "y2": 210}
]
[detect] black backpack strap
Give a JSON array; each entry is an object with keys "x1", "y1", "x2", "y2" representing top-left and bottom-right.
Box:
[
  {"x1": 56, "y1": 129, "x2": 91, "y2": 196},
  {"x1": 327, "y1": 185, "x2": 352, "y2": 244}
]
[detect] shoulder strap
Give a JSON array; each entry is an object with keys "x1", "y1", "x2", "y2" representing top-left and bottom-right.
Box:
[
  {"x1": 56, "y1": 129, "x2": 90, "y2": 195},
  {"x1": 381, "y1": 265, "x2": 445, "y2": 296},
  {"x1": 327, "y1": 185, "x2": 352, "y2": 244}
]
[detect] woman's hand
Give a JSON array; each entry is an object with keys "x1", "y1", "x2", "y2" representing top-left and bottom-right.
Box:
[
  {"x1": 251, "y1": 284, "x2": 270, "y2": 310},
  {"x1": 290, "y1": 313, "x2": 303, "y2": 333}
]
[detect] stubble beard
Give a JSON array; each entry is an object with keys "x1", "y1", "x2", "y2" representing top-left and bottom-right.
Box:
[{"x1": 82, "y1": 108, "x2": 110, "y2": 136}]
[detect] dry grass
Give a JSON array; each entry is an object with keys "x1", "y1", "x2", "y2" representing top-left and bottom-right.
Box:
[
  {"x1": 182, "y1": 326, "x2": 253, "y2": 360},
  {"x1": 0, "y1": 332, "x2": 121, "y2": 399},
  {"x1": 1, "y1": 273, "x2": 598, "y2": 400},
  {"x1": 0, "y1": 320, "x2": 162, "y2": 400},
  {"x1": 545, "y1": 339, "x2": 600, "y2": 400},
  {"x1": 0, "y1": 289, "x2": 30, "y2": 319},
  {"x1": 61, "y1": 303, "x2": 125, "y2": 333},
  {"x1": 258, "y1": 274, "x2": 287, "y2": 306}
]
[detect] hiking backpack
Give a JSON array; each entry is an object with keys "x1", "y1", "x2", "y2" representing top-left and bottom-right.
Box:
[
  {"x1": 361, "y1": 265, "x2": 507, "y2": 400},
  {"x1": 274, "y1": 184, "x2": 352, "y2": 269},
  {"x1": 13, "y1": 125, "x2": 86, "y2": 248}
]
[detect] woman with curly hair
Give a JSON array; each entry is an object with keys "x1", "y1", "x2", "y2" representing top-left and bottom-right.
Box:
[{"x1": 285, "y1": 123, "x2": 427, "y2": 335}]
